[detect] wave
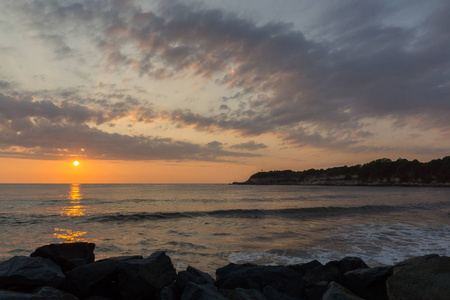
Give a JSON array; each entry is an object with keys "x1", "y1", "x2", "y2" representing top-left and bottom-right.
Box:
[{"x1": 88, "y1": 204, "x2": 410, "y2": 223}]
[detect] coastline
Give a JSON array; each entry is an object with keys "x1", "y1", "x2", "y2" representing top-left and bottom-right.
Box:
[
  {"x1": 0, "y1": 243, "x2": 449, "y2": 300},
  {"x1": 232, "y1": 181, "x2": 450, "y2": 187}
]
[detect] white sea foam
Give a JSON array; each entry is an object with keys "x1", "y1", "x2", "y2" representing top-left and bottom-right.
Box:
[
  {"x1": 225, "y1": 222, "x2": 450, "y2": 267},
  {"x1": 310, "y1": 222, "x2": 450, "y2": 266}
]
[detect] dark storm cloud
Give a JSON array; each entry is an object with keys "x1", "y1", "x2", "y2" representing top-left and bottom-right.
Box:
[
  {"x1": 7, "y1": 0, "x2": 450, "y2": 152},
  {"x1": 0, "y1": 93, "x2": 254, "y2": 160}
]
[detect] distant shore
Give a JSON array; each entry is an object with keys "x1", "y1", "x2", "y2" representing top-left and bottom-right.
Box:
[
  {"x1": 232, "y1": 180, "x2": 450, "y2": 187},
  {"x1": 233, "y1": 156, "x2": 450, "y2": 187}
]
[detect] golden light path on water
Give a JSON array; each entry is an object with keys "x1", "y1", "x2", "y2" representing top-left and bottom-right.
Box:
[{"x1": 54, "y1": 183, "x2": 88, "y2": 242}]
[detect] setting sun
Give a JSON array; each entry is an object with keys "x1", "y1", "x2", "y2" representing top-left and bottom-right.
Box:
[{"x1": 73, "y1": 161, "x2": 79, "y2": 166}]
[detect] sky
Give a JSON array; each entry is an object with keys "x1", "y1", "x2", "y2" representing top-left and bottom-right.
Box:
[{"x1": 0, "y1": 0, "x2": 449, "y2": 183}]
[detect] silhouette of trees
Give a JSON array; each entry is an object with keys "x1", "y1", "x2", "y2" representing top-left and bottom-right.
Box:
[{"x1": 248, "y1": 156, "x2": 450, "y2": 184}]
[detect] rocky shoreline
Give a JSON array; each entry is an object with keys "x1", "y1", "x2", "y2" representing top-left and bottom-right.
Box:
[{"x1": 0, "y1": 243, "x2": 449, "y2": 300}]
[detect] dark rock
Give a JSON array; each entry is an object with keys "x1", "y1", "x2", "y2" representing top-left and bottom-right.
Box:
[
  {"x1": 306, "y1": 281, "x2": 329, "y2": 300},
  {"x1": 0, "y1": 286, "x2": 78, "y2": 300},
  {"x1": 0, "y1": 289, "x2": 35, "y2": 300},
  {"x1": 97, "y1": 256, "x2": 143, "y2": 262},
  {"x1": 343, "y1": 266, "x2": 392, "y2": 300},
  {"x1": 0, "y1": 256, "x2": 65, "y2": 290},
  {"x1": 84, "y1": 296, "x2": 112, "y2": 300},
  {"x1": 30, "y1": 243, "x2": 95, "y2": 273},
  {"x1": 322, "y1": 282, "x2": 364, "y2": 300},
  {"x1": 228, "y1": 288, "x2": 266, "y2": 300},
  {"x1": 289, "y1": 260, "x2": 323, "y2": 276},
  {"x1": 176, "y1": 266, "x2": 214, "y2": 290},
  {"x1": 263, "y1": 285, "x2": 298, "y2": 300},
  {"x1": 160, "y1": 282, "x2": 180, "y2": 300},
  {"x1": 33, "y1": 286, "x2": 79, "y2": 299},
  {"x1": 303, "y1": 257, "x2": 368, "y2": 287},
  {"x1": 325, "y1": 257, "x2": 369, "y2": 274},
  {"x1": 63, "y1": 259, "x2": 119, "y2": 299},
  {"x1": 303, "y1": 265, "x2": 341, "y2": 287},
  {"x1": 180, "y1": 282, "x2": 227, "y2": 300},
  {"x1": 117, "y1": 251, "x2": 176, "y2": 300},
  {"x1": 393, "y1": 254, "x2": 440, "y2": 269},
  {"x1": 386, "y1": 256, "x2": 450, "y2": 300},
  {"x1": 215, "y1": 263, "x2": 304, "y2": 298}
]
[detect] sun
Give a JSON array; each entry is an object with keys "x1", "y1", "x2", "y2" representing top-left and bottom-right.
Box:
[{"x1": 73, "y1": 161, "x2": 80, "y2": 166}]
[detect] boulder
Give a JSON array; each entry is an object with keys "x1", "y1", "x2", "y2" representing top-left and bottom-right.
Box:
[
  {"x1": 30, "y1": 243, "x2": 95, "y2": 273},
  {"x1": 62, "y1": 259, "x2": 119, "y2": 299},
  {"x1": 303, "y1": 257, "x2": 368, "y2": 287},
  {"x1": 325, "y1": 257, "x2": 369, "y2": 274},
  {"x1": 176, "y1": 266, "x2": 215, "y2": 290},
  {"x1": 386, "y1": 256, "x2": 450, "y2": 300},
  {"x1": 393, "y1": 254, "x2": 440, "y2": 269},
  {"x1": 180, "y1": 282, "x2": 227, "y2": 300},
  {"x1": 160, "y1": 282, "x2": 180, "y2": 300},
  {"x1": 306, "y1": 281, "x2": 329, "y2": 300},
  {"x1": 289, "y1": 260, "x2": 323, "y2": 276},
  {"x1": 97, "y1": 255, "x2": 143, "y2": 262},
  {"x1": 228, "y1": 288, "x2": 266, "y2": 300},
  {"x1": 0, "y1": 289, "x2": 36, "y2": 300},
  {"x1": 0, "y1": 286, "x2": 78, "y2": 300},
  {"x1": 343, "y1": 266, "x2": 392, "y2": 300},
  {"x1": 215, "y1": 263, "x2": 304, "y2": 298},
  {"x1": 0, "y1": 256, "x2": 65, "y2": 290},
  {"x1": 322, "y1": 282, "x2": 364, "y2": 300},
  {"x1": 33, "y1": 286, "x2": 79, "y2": 299},
  {"x1": 117, "y1": 251, "x2": 176, "y2": 300},
  {"x1": 263, "y1": 285, "x2": 298, "y2": 300}
]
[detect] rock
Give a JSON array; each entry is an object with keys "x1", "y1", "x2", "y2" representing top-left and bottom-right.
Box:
[
  {"x1": 97, "y1": 255, "x2": 143, "y2": 262},
  {"x1": 30, "y1": 243, "x2": 95, "y2": 273},
  {"x1": 33, "y1": 286, "x2": 79, "y2": 299},
  {"x1": 117, "y1": 251, "x2": 176, "y2": 300},
  {"x1": 386, "y1": 256, "x2": 450, "y2": 300},
  {"x1": 322, "y1": 282, "x2": 364, "y2": 300},
  {"x1": 289, "y1": 260, "x2": 323, "y2": 276},
  {"x1": 0, "y1": 256, "x2": 65, "y2": 290},
  {"x1": 343, "y1": 266, "x2": 392, "y2": 300},
  {"x1": 176, "y1": 266, "x2": 215, "y2": 290},
  {"x1": 263, "y1": 285, "x2": 298, "y2": 300},
  {"x1": 325, "y1": 257, "x2": 369, "y2": 274},
  {"x1": 306, "y1": 281, "x2": 329, "y2": 300},
  {"x1": 228, "y1": 288, "x2": 267, "y2": 300},
  {"x1": 160, "y1": 282, "x2": 180, "y2": 300},
  {"x1": 303, "y1": 257, "x2": 368, "y2": 287},
  {"x1": 180, "y1": 282, "x2": 227, "y2": 300},
  {"x1": 393, "y1": 254, "x2": 440, "y2": 269},
  {"x1": 0, "y1": 289, "x2": 36, "y2": 300},
  {"x1": 0, "y1": 286, "x2": 78, "y2": 300},
  {"x1": 62, "y1": 259, "x2": 119, "y2": 299},
  {"x1": 215, "y1": 263, "x2": 304, "y2": 299}
]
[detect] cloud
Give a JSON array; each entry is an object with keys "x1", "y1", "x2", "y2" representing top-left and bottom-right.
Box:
[
  {"x1": 0, "y1": 93, "x2": 254, "y2": 161},
  {"x1": 231, "y1": 141, "x2": 268, "y2": 151},
  {"x1": 4, "y1": 0, "x2": 450, "y2": 153},
  {"x1": 98, "y1": 0, "x2": 448, "y2": 145}
]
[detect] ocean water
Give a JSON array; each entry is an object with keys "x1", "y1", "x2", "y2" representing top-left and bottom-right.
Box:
[{"x1": 0, "y1": 184, "x2": 449, "y2": 274}]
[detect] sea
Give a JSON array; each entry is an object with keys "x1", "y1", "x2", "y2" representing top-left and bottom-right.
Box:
[{"x1": 0, "y1": 184, "x2": 449, "y2": 275}]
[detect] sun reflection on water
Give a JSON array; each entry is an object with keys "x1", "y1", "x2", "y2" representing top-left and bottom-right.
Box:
[
  {"x1": 54, "y1": 228, "x2": 88, "y2": 242},
  {"x1": 62, "y1": 183, "x2": 86, "y2": 217},
  {"x1": 55, "y1": 184, "x2": 89, "y2": 242}
]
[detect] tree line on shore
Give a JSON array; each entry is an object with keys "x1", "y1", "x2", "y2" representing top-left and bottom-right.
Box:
[{"x1": 244, "y1": 156, "x2": 450, "y2": 185}]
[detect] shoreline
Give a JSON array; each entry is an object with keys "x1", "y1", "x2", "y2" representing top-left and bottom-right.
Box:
[
  {"x1": 0, "y1": 243, "x2": 449, "y2": 300},
  {"x1": 232, "y1": 181, "x2": 450, "y2": 187}
]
